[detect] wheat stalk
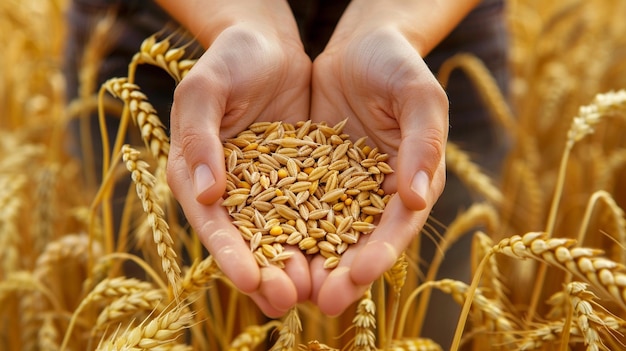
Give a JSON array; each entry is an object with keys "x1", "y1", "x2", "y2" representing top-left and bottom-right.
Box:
[
  {"x1": 104, "y1": 78, "x2": 170, "y2": 171},
  {"x1": 97, "y1": 304, "x2": 193, "y2": 350},
  {"x1": 229, "y1": 321, "x2": 281, "y2": 351},
  {"x1": 595, "y1": 149, "x2": 626, "y2": 191},
  {"x1": 33, "y1": 233, "x2": 93, "y2": 287},
  {"x1": 20, "y1": 291, "x2": 41, "y2": 351},
  {"x1": 445, "y1": 142, "x2": 503, "y2": 205},
  {"x1": 410, "y1": 203, "x2": 499, "y2": 337},
  {"x1": 565, "y1": 282, "x2": 609, "y2": 351},
  {"x1": 95, "y1": 289, "x2": 167, "y2": 330},
  {"x1": 500, "y1": 158, "x2": 544, "y2": 233},
  {"x1": 518, "y1": 320, "x2": 581, "y2": 350},
  {"x1": 122, "y1": 145, "x2": 181, "y2": 296},
  {"x1": 390, "y1": 338, "x2": 443, "y2": 351},
  {"x1": 529, "y1": 90, "x2": 626, "y2": 322},
  {"x1": 471, "y1": 231, "x2": 506, "y2": 301},
  {"x1": 384, "y1": 253, "x2": 408, "y2": 348},
  {"x1": 0, "y1": 174, "x2": 26, "y2": 277},
  {"x1": 179, "y1": 255, "x2": 221, "y2": 299},
  {"x1": 576, "y1": 190, "x2": 626, "y2": 264},
  {"x1": 38, "y1": 314, "x2": 60, "y2": 351},
  {"x1": 493, "y1": 232, "x2": 626, "y2": 310},
  {"x1": 349, "y1": 289, "x2": 377, "y2": 351},
  {"x1": 130, "y1": 33, "x2": 197, "y2": 83},
  {"x1": 429, "y1": 279, "x2": 517, "y2": 345},
  {"x1": 271, "y1": 307, "x2": 302, "y2": 351},
  {"x1": 32, "y1": 164, "x2": 60, "y2": 254},
  {"x1": 0, "y1": 271, "x2": 61, "y2": 312},
  {"x1": 59, "y1": 277, "x2": 156, "y2": 351},
  {"x1": 437, "y1": 53, "x2": 518, "y2": 140}
]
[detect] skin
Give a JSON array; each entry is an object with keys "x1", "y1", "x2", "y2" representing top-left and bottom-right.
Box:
[{"x1": 156, "y1": 0, "x2": 479, "y2": 317}]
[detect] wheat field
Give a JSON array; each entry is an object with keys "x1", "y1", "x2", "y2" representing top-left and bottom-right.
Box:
[{"x1": 1, "y1": 0, "x2": 626, "y2": 350}]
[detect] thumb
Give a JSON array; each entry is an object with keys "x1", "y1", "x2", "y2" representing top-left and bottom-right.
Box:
[
  {"x1": 187, "y1": 132, "x2": 227, "y2": 205},
  {"x1": 169, "y1": 76, "x2": 227, "y2": 205}
]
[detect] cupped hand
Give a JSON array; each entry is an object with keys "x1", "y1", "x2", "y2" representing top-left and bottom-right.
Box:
[
  {"x1": 166, "y1": 23, "x2": 312, "y2": 317},
  {"x1": 309, "y1": 27, "x2": 449, "y2": 315}
]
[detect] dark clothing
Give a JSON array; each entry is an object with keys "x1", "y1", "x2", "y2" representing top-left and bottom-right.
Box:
[{"x1": 64, "y1": 1, "x2": 509, "y2": 348}]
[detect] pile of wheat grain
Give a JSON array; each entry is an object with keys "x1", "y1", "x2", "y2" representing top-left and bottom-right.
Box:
[{"x1": 2, "y1": 0, "x2": 626, "y2": 350}]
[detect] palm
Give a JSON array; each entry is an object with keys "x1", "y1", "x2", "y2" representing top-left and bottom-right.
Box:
[
  {"x1": 308, "y1": 28, "x2": 449, "y2": 314},
  {"x1": 167, "y1": 25, "x2": 312, "y2": 317}
]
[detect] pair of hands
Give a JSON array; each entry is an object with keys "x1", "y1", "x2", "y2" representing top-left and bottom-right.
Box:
[{"x1": 166, "y1": 21, "x2": 448, "y2": 317}]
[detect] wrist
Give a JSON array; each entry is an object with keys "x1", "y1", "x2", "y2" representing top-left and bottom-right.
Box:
[
  {"x1": 156, "y1": 0, "x2": 301, "y2": 48},
  {"x1": 330, "y1": 0, "x2": 480, "y2": 56}
]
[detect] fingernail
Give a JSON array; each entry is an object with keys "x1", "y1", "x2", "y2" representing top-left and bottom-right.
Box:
[
  {"x1": 410, "y1": 170, "x2": 430, "y2": 201},
  {"x1": 193, "y1": 164, "x2": 215, "y2": 198}
]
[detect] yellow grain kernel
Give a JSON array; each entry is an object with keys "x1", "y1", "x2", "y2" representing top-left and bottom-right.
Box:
[
  {"x1": 362, "y1": 145, "x2": 372, "y2": 155},
  {"x1": 303, "y1": 167, "x2": 314, "y2": 175},
  {"x1": 275, "y1": 189, "x2": 284, "y2": 197},
  {"x1": 270, "y1": 226, "x2": 284, "y2": 236},
  {"x1": 237, "y1": 181, "x2": 251, "y2": 189},
  {"x1": 344, "y1": 198, "x2": 353, "y2": 206},
  {"x1": 286, "y1": 219, "x2": 296, "y2": 226},
  {"x1": 364, "y1": 215, "x2": 374, "y2": 224},
  {"x1": 257, "y1": 145, "x2": 270, "y2": 153},
  {"x1": 377, "y1": 189, "x2": 385, "y2": 196},
  {"x1": 333, "y1": 202, "x2": 345, "y2": 211},
  {"x1": 277, "y1": 168, "x2": 289, "y2": 179},
  {"x1": 340, "y1": 194, "x2": 348, "y2": 201},
  {"x1": 242, "y1": 142, "x2": 259, "y2": 151}
]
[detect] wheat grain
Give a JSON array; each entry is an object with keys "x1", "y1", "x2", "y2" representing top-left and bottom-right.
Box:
[{"x1": 222, "y1": 121, "x2": 392, "y2": 269}]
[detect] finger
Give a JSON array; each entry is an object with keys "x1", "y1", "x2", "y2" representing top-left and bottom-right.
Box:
[
  {"x1": 169, "y1": 65, "x2": 228, "y2": 205},
  {"x1": 167, "y1": 156, "x2": 261, "y2": 294},
  {"x1": 282, "y1": 246, "x2": 312, "y2": 302},
  {"x1": 349, "y1": 193, "x2": 432, "y2": 286},
  {"x1": 311, "y1": 239, "x2": 370, "y2": 316},
  {"x1": 309, "y1": 254, "x2": 329, "y2": 306},
  {"x1": 248, "y1": 265, "x2": 298, "y2": 318},
  {"x1": 395, "y1": 76, "x2": 448, "y2": 211}
]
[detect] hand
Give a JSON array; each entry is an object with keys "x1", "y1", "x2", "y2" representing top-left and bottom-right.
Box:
[
  {"x1": 166, "y1": 22, "x2": 312, "y2": 317},
  {"x1": 309, "y1": 27, "x2": 448, "y2": 315}
]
